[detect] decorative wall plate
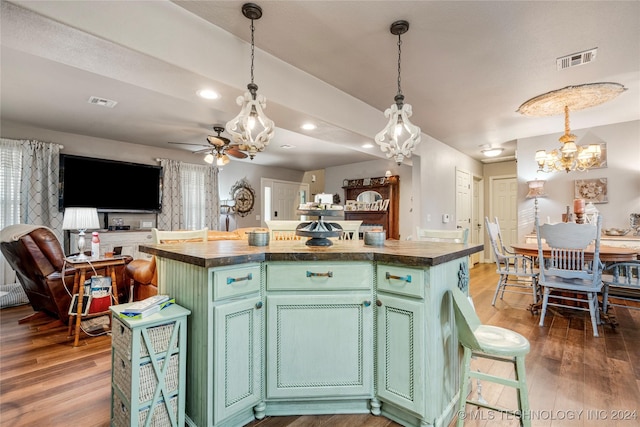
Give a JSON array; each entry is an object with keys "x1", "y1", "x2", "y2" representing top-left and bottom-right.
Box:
[{"x1": 230, "y1": 178, "x2": 256, "y2": 217}]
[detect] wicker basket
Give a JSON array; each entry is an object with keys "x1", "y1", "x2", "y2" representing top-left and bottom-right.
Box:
[
  {"x1": 112, "y1": 318, "x2": 178, "y2": 359},
  {"x1": 113, "y1": 352, "x2": 180, "y2": 404},
  {"x1": 113, "y1": 389, "x2": 178, "y2": 427}
]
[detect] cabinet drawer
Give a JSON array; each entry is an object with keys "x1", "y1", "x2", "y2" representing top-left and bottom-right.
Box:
[
  {"x1": 377, "y1": 264, "x2": 425, "y2": 299},
  {"x1": 267, "y1": 262, "x2": 371, "y2": 291},
  {"x1": 212, "y1": 264, "x2": 261, "y2": 300}
]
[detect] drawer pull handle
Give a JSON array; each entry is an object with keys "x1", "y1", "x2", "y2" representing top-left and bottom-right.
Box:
[
  {"x1": 227, "y1": 273, "x2": 253, "y2": 285},
  {"x1": 255, "y1": 301, "x2": 263, "y2": 310},
  {"x1": 363, "y1": 300, "x2": 371, "y2": 307},
  {"x1": 376, "y1": 299, "x2": 383, "y2": 307},
  {"x1": 306, "y1": 271, "x2": 333, "y2": 278},
  {"x1": 386, "y1": 272, "x2": 412, "y2": 283}
]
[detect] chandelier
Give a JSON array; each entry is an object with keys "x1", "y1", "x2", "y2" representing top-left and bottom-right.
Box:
[
  {"x1": 534, "y1": 105, "x2": 602, "y2": 173},
  {"x1": 225, "y1": 3, "x2": 275, "y2": 160},
  {"x1": 374, "y1": 20, "x2": 421, "y2": 165},
  {"x1": 518, "y1": 82, "x2": 626, "y2": 173}
]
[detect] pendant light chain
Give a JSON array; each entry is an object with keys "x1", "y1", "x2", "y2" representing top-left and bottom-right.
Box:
[
  {"x1": 396, "y1": 33, "x2": 403, "y2": 96},
  {"x1": 250, "y1": 19, "x2": 255, "y2": 85}
]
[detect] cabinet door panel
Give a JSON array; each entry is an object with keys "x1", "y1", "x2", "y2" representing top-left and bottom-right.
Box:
[
  {"x1": 266, "y1": 294, "x2": 373, "y2": 399},
  {"x1": 377, "y1": 293, "x2": 425, "y2": 417},
  {"x1": 213, "y1": 295, "x2": 262, "y2": 423}
]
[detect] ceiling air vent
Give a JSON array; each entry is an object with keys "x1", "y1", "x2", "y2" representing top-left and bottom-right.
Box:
[
  {"x1": 88, "y1": 96, "x2": 118, "y2": 108},
  {"x1": 556, "y1": 48, "x2": 597, "y2": 71}
]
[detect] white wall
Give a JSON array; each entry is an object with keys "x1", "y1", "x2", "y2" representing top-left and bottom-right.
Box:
[
  {"x1": 1, "y1": 120, "x2": 303, "y2": 231},
  {"x1": 516, "y1": 119, "x2": 640, "y2": 239},
  {"x1": 325, "y1": 135, "x2": 483, "y2": 240}
]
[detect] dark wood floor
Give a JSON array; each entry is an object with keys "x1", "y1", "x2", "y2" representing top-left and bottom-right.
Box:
[{"x1": 1, "y1": 263, "x2": 639, "y2": 427}]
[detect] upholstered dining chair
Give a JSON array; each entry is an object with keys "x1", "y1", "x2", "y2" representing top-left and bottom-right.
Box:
[
  {"x1": 451, "y1": 286, "x2": 531, "y2": 427},
  {"x1": 535, "y1": 216, "x2": 603, "y2": 337},
  {"x1": 485, "y1": 217, "x2": 539, "y2": 306}
]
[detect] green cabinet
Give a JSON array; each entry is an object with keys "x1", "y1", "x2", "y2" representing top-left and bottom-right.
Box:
[
  {"x1": 212, "y1": 294, "x2": 262, "y2": 423},
  {"x1": 264, "y1": 261, "x2": 374, "y2": 412},
  {"x1": 375, "y1": 260, "x2": 466, "y2": 427},
  {"x1": 376, "y1": 292, "x2": 425, "y2": 417}
]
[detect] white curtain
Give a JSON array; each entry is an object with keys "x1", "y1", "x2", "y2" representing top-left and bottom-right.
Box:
[
  {"x1": 157, "y1": 159, "x2": 219, "y2": 231},
  {"x1": 0, "y1": 138, "x2": 62, "y2": 285}
]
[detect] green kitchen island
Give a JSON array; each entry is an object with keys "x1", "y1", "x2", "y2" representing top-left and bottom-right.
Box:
[{"x1": 140, "y1": 239, "x2": 483, "y2": 427}]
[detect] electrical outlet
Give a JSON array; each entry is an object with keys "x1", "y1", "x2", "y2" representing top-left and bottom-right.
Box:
[
  {"x1": 442, "y1": 214, "x2": 450, "y2": 223},
  {"x1": 427, "y1": 214, "x2": 431, "y2": 222},
  {"x1": 256, "y1": 215, "x2": 261, "y2": 221}
]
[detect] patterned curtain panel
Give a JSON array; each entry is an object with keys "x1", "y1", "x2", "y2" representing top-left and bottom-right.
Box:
[
  {"x1": 157, "y1": 159, "x2": 183, "y2": 231},
  {"x1": 157, "y1": 159, "x2": 220, "y2": 231},
  {"x1": 0, "y1": 138, "x2": 62, "y2": 285},
  {"x1": 20, "y1": 140, "x2": 63, "y2": 239},
  {"x1": 204, "y1": 165, "x2": 220, "y2": 231}
]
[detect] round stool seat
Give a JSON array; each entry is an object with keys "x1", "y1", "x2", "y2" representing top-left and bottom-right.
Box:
[{"x1": 474, "y1": 325, "x2": 530, "y2": 357}]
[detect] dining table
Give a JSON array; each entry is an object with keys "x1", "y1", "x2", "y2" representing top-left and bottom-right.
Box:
[
  {"x1": 511, "y1": 242, "x2": 638, "y2": 323},
  {"x1": 511, "y1": 242, "x2": 639, "y2": 263}
]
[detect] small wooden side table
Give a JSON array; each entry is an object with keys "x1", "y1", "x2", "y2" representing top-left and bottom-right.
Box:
[{"x1": 66, "y1": 256, "x2": 128, "y2": 347}]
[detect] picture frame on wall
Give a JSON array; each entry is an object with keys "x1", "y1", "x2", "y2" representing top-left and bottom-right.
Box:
[
  {"x1": 574, "y1": 178, "x2": 608, "y2": 203},
  {"x1": 591, "y1": 143, "x2": 608, "y2": 169}
]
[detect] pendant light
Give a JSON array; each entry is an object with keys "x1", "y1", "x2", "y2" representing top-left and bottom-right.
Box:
[
  {"x1": 226, "y1": 3, "x2": 275, "y2": 160},
  {"x1": 375, "y1": 20, "x2": 421, "y2": 165}
]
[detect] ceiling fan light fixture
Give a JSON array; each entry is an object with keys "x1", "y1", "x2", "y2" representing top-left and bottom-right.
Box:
[
  {"x1": 204, "y1": 152, "x2": 215, "y2": 164},
  {"x1": 374, "y1": 20, "x2": 421, "y2": 165},
  {"x1": 225, "y1": 3, "x2": 274, "y2": 160}
]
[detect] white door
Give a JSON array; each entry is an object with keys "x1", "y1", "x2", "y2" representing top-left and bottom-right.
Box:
[
  {"x1": 262, "y1": 179, "x2": 309, "y2": 222},
  {"x1": 471, "y1": 176, "x2": 483, "y2": 266},
  {"x1": 491, "y1": 176, "x2": 518, "y2": 256},
  {"x1": 455, "y1": 169, "x2": 471, "y2": 235}
]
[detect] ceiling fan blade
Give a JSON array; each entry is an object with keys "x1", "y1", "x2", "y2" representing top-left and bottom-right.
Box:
[
  {"x1": 226, "y1": 148, "x2": 248, "y2": 159},
  {"x1": 206, "y1": 135, "x2": 229, "y2": 147},
  {"x1": 168, "y1": 141, "x2": 209, "y2": 148}
]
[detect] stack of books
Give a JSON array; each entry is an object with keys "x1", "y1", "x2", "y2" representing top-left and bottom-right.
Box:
[{"x1": 119, "y1": 295, "x2": 175, "y2": 319}]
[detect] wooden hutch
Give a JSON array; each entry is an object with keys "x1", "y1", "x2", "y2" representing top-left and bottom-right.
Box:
[{"x1": 342, "y1": 175, "x2": 400, "y2": 239}]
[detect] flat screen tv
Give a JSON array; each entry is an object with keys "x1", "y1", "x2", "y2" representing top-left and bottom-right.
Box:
[{"x1": 59, "y1": 154, "x2": 162, "y2": 213}]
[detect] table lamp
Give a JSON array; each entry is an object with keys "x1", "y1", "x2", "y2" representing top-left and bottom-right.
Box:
[{"x1": 62, "y1": 207, "x2": 100, "y2": 260}]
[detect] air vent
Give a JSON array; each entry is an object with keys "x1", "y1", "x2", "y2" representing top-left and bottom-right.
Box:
[
  {"x1": 87, "y1": 96, "x2": 118, "y2": 108},
  {"x1": 556, "y1": 48, "x2": 597, "y2": 70}
]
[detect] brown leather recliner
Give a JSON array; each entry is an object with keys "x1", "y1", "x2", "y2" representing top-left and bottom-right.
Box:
[{"x1": 1, "y1": 224, "x2": 131, "y2": 324}]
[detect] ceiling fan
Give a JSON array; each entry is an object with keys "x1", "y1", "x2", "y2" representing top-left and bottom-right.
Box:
[{"x1": 169, "y1": 125, "x2": 248, "y2": 166}]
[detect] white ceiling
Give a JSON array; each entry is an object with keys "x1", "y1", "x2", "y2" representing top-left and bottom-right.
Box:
[{"x1": 1, "y1": 0, "x2": 638, "y2": 171}]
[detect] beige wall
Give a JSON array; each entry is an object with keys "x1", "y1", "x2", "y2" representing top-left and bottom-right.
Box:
[{"x1": 516, "y1": 119, "x2": 640, "y2": 239}]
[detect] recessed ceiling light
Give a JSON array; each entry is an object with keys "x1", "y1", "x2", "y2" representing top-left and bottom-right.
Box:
[
  {"x1": 280, "y1": 144, "x2": 296, "y2": 149},
  {"x1": 301, "y1": 123, "x2": 316, "y2": 130},
  {"x1": 362, "y1": 143, "x2": 374, "y2": 149},
  {"x1": 197, "y1": 89, "x2": 220, "y2": 100},
  {"x1": 482, "y1": 148, "x2": 504, "y2": 157}
]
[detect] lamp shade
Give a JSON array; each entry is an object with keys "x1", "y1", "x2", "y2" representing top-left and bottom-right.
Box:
[
  {"x1": 526, "y1": 180, "x2": 547, "y2": 199},
  {"x1": 62, "y1": 207, "x2": 100, "y2": 230}
]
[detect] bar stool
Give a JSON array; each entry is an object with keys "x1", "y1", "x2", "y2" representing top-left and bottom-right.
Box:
[{"x1": 451, "y1": 287, "x2": 531, "y2": 427}]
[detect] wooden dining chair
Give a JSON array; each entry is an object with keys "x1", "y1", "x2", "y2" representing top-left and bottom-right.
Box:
[
  {"x1": 416, "y1": 227, "x2": 469, "y2": 244},
  {"x1": 485, "y1": 217, "x2": 539, "y2": 306},
  {"x1": 601, "y1": 261, "x2": 640, "y2": 313},
  {"x1": 535, "y1": 216, "x2": 603, "y2": 337}
]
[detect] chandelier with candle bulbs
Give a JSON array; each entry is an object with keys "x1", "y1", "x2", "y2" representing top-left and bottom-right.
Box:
[
  {"x1": 518, "y1": 82, "x2": 626, "y2": 173},
  {"x1": 375, "y1": 20, "x2": 421, "y2": 165},
  {"x1": 226, "y1": 3, "x2": 275, "y2": 160}
]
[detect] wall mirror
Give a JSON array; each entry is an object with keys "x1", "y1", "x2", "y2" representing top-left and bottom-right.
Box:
[{"x1": 357, "y1": 191, "x2": 382, "y2": 203}]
